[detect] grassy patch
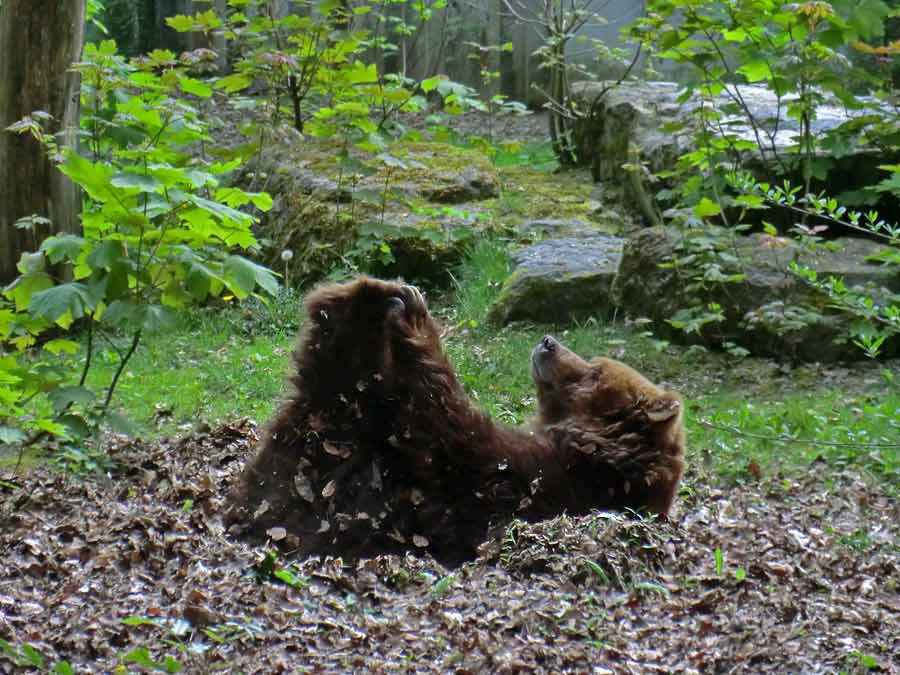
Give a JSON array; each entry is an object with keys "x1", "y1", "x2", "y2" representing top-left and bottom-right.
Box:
[
  {"x1": 451, "y1": 238, "x2": 512, "y2": 324},
  {"x1": 692, "y1": 390, "x2": 900, "y2": 485},
  {"x1": 80, "y1": 297, "x2": 299, "y2": 437}
]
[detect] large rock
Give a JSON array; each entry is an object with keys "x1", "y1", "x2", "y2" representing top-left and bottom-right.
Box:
[
  {"x1": 572, "y1": 81, "x2": 689, "y2": 187},
  {"x1": 488, "y1": 235, "x2": 624, "y2": 324},
  {"x1": 569, "y1": 80, "x2": 886, "y2": 217},
  {"x1": 612, "y1": 227, "x2": 900, "y2": 360}
]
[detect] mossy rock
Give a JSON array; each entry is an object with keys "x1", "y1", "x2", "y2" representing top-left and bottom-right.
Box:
[
  {"x1": 487, "y1": 167, "x2": 600, "y2": 229},
  {"x1": 234, "y1": 137, "x2": 506, "y2": 284},
  {"x1": 267, "y1": 140, "x2": 502, "y2": 204},
  {"x1": 385, "y1": 142, "x2": 500, "y2": 203},
  {"x1": 355, "y1": 209, "x2": 495, "y2": 284},
  {"x1": 612, "y1": 227, "x2": 900, "y2": 361}
]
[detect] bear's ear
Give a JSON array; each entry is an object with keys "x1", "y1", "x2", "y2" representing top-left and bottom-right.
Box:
[{"x1": 643, "y1": 395, "x2": 681, "y2": 424}]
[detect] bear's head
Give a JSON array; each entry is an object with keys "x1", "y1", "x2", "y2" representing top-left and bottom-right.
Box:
[
  {"x1": 299, "y1": 277, "x2": 417, "y2": 389},
  {"x1": 531, "y1": 335, "x2": 683, "y2": 446},
  {"x1": 530, "y1": 335, "x2": 685, "y2": 517}
]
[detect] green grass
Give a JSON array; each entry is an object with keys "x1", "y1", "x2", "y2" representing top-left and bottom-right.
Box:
[
  {"x1": 451, "y1": 238, "x2": 512, "y2": 324},
  {"x1": 691, "y1": 390, "x2": 900, "y2": 483},
  {"x1": 78, "y1": 296, "x2": 301, "y2": 437},
  {"x1": 5, "y1": 240, "x2": 899, "y2": 491}
]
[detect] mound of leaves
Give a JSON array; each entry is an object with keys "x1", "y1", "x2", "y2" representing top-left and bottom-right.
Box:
[{"x1": 1, "y1": 423, "x2": 897, "y2": 673}]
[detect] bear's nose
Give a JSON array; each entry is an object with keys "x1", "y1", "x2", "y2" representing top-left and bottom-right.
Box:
[{"x1": 541, "y1": 335, "x2": 557, "y2": 352}]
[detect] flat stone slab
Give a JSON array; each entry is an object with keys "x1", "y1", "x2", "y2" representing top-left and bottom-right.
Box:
[
  {"x1": 516, "y1": 218, "x2": 598, "y2": 238},
  {"x1": 488, "y1": 234, "x2": 624, "y2": 324}
]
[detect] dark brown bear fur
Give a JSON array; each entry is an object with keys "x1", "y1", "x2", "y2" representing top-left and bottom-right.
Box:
[{"x1": 227, "y1": 277, "x2": 685, "y2": 561}]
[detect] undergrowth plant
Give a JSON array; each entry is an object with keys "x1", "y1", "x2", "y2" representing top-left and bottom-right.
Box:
[
  {"x1": 731, "y1": 172, "x2": 900, "y2": 356},
  {"x1": 1, "y1": 40, "x2": 275, "y2": 454},
  {"x1": 632, "y1": 0, "x2": 888, "y2": 200},
  {"x1": 178, "y1": 2, "x2": 361, "y2": 133},
  {"x1": 626, "y1": 0, "x2": 900, "y2": 357},
  {"x1": 168, "y1": 0, "x2": 456, "y2": 145},
  {"x1": 464, "y1": 39, "x2": 529, "y2": 153}
]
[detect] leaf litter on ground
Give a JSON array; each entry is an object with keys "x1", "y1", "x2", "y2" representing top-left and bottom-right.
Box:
[{"x1": 0, "y1": 422, "x2": 898, "y2": 673}]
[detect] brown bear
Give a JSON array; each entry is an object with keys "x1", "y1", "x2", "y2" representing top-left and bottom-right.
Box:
[{"x1": 227, "y1": 277, "x2": 685, "y2": 562}]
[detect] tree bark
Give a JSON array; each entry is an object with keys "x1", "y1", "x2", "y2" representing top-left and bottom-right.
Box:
[{"x1": 0, "y1": 0, "x2": 85, "y2": 284}]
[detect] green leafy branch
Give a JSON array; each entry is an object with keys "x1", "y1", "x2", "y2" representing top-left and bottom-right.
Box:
[{"x1": 1, "y1": 39, "x2": 275, "y2": 455}]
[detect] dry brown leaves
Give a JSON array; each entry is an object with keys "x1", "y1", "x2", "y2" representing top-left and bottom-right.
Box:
[{"x1": 1, "y1": 424, "x2": 897, "y2": 674}]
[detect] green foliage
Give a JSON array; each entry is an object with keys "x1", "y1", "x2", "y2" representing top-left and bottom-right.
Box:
[
  {"x1": 713, "y1": 547, "x2": 724, "y2": 576},
  {"x1": 164, "y1": 0, "x2": 498, "y2": 288},
  {"x1": 168, "y1": 0, "x2": 441, "y2": 136},
  {"x1": 627, "y1": 0, "x2": 900, "y2": 357},
  {"x1": 253, "y1": 549, "x2": 308, "y2": 589},
  {"x1": 0, "y1": 639, "x2": 75, "y2": 673},
  {"x1": 123, "y1": 648, "x2": 182, "y2": 673},
  {"x1": 86, "y1": 0, "x2": 108, "y2": 35},
  {"x1": 847, "y1": 650, "x2": 883, "y2": 671},
  {"x1": 632, "y1": 0, "x2": 894, "y2": 206},
  {"x1": 430, "y1": 574, "x2": 456, "y2": 597},
  {"x1": 732, "y1": 172, "x2": 900, "y2": 356},
  {"x1": 584, "y1": 559, "x2": 611, "y2": 584},
  {"x1": 1, "y1": 40, "x2": 273, "y2": 454}
]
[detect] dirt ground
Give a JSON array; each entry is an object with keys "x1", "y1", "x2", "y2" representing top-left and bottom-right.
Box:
[{"x1": 1, "y1": 422, "x2": 897, "y2": 674}]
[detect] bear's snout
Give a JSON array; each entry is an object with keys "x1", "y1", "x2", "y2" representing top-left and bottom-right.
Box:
[{"x1": 532, "y1": 336, "x2": 559, "y2": 383}]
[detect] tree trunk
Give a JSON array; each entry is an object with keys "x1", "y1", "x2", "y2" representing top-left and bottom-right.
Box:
[{"x1": 0, "y1": 0, "x2": 85, "y2": 284}]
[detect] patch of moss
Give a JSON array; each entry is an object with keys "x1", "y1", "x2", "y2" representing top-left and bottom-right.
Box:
[
  {"x1": 289, "y1": 140, "x2": 501, "y2": 201},
  {"x1": 391, "y1": 141, "x2": 496, "y2": 174},
  {"x1": 483, "y1": 166, "x2": 599, "y2": 228}
]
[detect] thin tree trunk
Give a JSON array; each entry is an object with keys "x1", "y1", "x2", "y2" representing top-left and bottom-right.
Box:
[
  {"x1": 0, "y1": 0, "x2": 85, "y2": 284},
  {"x1": 485, "y1": 0, "x2": 501, "y2": 98}
]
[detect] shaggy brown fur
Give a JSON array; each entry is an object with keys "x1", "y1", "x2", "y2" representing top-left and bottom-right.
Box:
[{"x1": 227, "y1": 277, "x2": 686, "y2": 561}]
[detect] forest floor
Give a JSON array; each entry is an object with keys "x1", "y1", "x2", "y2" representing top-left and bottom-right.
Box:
[{"x1": 1, "y1": 421, "x2": 898, "y2": 674}]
